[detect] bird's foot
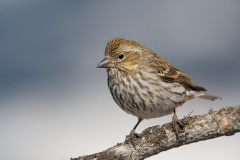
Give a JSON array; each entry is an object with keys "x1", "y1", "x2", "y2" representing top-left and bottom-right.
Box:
[
  {"x1": 172, "y1": 112, "x2": 184, "y2": 140},
  {"x1": 130, "y1": 129, "x2": 140, "y2": 138},
  {"x1": 128, "y1": 129, "x2": 140, "y2": 147}
]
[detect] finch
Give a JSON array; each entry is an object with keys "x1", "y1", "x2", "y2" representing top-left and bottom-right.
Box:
[{"x1": 97, "y1": 37, "x2": 220, "y2": 139}]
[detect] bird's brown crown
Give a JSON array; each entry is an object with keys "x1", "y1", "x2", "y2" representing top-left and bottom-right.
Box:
[{"x1": 105, "y1": 38, "x2": 145, "y2": 56}]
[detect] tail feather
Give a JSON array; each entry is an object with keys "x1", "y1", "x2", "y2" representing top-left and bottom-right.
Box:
[{"x1": 199, "y1": 93, "x2": 222, "y2": 101}]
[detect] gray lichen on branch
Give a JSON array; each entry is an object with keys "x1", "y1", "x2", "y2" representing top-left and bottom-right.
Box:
[{"x1": 72, "y1": 105, "x2": 240, "y2": 160}]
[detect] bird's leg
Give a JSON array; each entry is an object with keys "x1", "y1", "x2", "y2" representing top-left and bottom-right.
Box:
[
  {"x1": 129, "y1": 118, "x2": 142, "y2": 147},
  {"x1": 130, "y1": 118, "x2": 142, "y2": 137},
  {"x1": 172, "y1": 109, "x2": 184, "y2": 139}
]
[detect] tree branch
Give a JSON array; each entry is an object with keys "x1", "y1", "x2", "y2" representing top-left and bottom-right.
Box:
[{"x1": 72, "y1": 105, "x2": 240, "y2": 160}]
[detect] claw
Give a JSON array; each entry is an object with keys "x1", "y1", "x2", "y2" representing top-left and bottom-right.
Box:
[
  {"x1": 130, "y1": 129, "x2": 140, "y2": 138},
  {"x1": 128, "y1": 118, "x2": 143, "y2": 147},
  {"x1": 129, "y1": 129, "x2": 140, "y2": 147}
]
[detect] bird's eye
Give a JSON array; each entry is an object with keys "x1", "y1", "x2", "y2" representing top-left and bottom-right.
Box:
[{"x1": 118, "y1": 54, "x2": 124, "y2": 59}]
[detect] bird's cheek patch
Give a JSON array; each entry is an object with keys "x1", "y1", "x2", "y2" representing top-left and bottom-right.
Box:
[
  {"x1": 125, "y1": 53, "x2": 140, "y2": 63},
  {"x1": 122, "y1": 55, "x2": 140, "y2": 71}
]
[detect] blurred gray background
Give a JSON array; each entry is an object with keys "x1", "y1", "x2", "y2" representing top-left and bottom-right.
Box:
[{"x1": 0, "y1": 1, "x2": 240, "y2": 160}]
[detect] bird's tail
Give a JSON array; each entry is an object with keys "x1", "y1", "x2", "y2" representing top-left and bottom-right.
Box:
[{"x1": 198, "y1": 93, "x2": 222, "y2": 101}]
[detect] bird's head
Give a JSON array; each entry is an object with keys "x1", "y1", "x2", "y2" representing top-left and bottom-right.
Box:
[{"x1": 97, "y1": 37, "x2": 148, "y2": 73}]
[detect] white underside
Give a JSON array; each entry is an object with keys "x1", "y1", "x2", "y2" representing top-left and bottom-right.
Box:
[{"x1": 108, "y1": 69, "x2": 199, "y2": 119}]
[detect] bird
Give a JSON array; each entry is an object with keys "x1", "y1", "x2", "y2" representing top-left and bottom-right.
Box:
[{"x1": 97, "y1": 37, "x2": 221, "y2": 140}]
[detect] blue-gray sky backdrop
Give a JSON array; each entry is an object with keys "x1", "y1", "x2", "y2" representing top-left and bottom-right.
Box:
[{"x1": 0, "y1": 1, "x2": 240, "y2": 160}]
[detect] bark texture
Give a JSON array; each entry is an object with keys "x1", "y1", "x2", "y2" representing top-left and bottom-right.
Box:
[{"x1": 72, "y1": 105, "x2": 240, "y2": 160}]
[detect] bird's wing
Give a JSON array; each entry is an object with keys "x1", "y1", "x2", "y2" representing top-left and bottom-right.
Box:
[
  {"x1": 160, "y1": 66, "x2": 206, "y2": 91},
  {"x1": 148, "y1": 55, "x2": 206, "y2": 91}
]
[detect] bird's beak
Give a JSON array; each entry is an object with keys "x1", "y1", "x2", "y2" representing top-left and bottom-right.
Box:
[{"x1": 97, "y1": 56, "x2": 115, "y2": 68}]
